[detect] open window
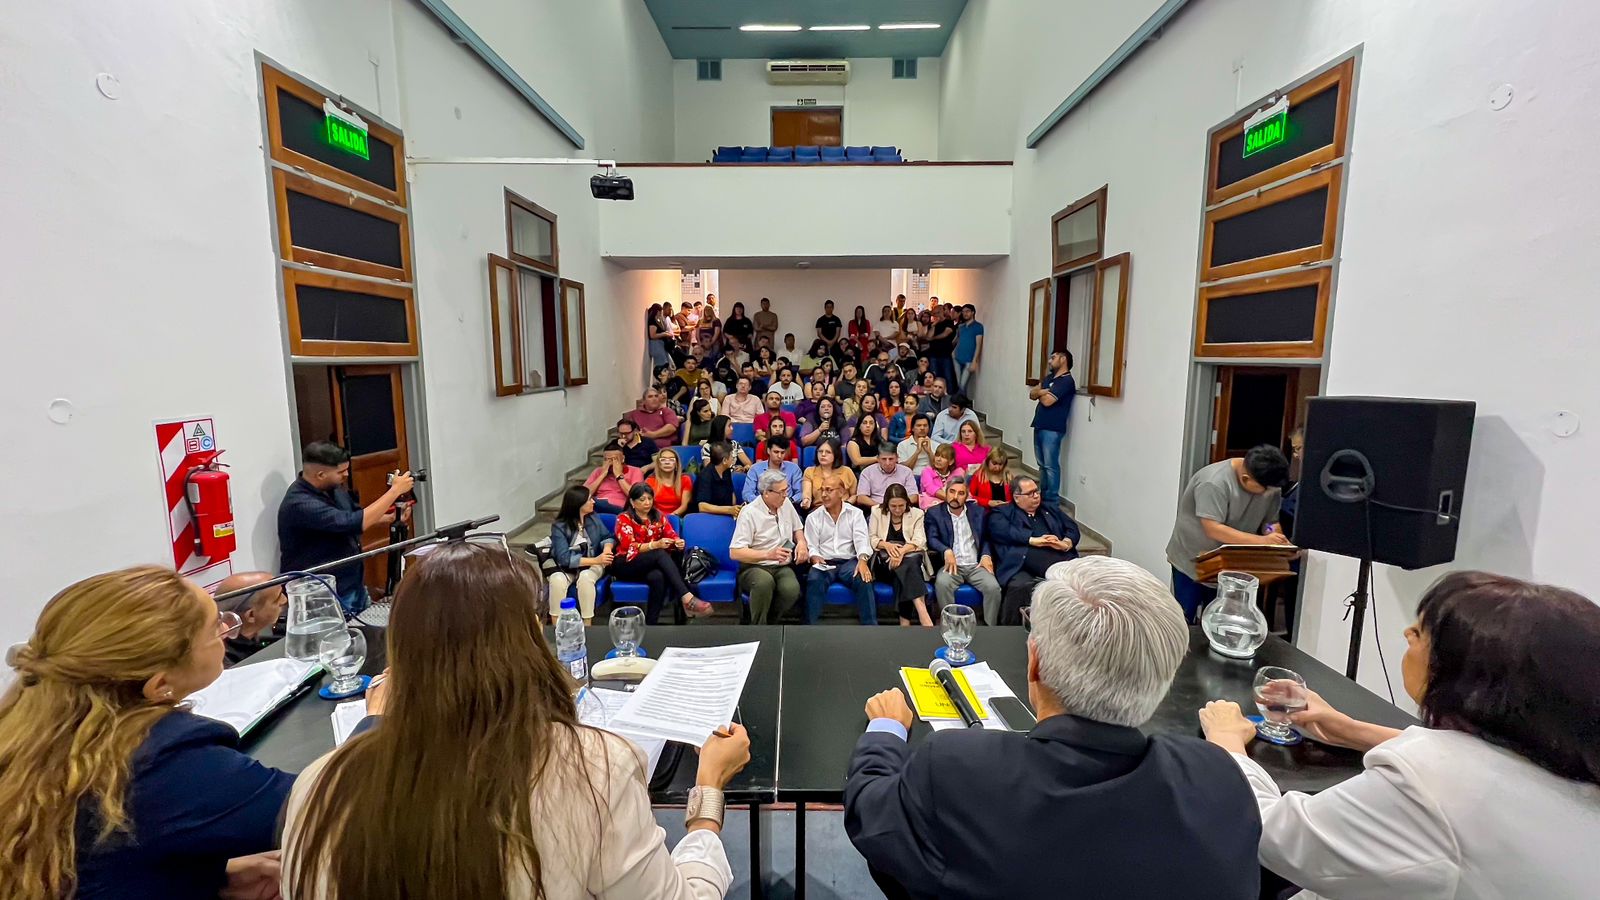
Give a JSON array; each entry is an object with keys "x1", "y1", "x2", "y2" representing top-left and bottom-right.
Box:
[
  {"x1": 1195, "y1": 267, "x2": 1331, "y2": 359},
  {"x1": 1051, "y1": 186, "x2": 1107, "y2": 274},
  {"x1": 488, "y1": 254, "x2": 523, "y2": 395},
  {"x1": 505, "y1": 190, "x2": 559, "y2": 275},
  {"x1": 1087, "y1": 253, "x2": 1131, "y2": 397},
  {"x1": 558, "y1": 279, "x2": 589, "y2": 386},
  {"x1": 1024, "y1": 278, "x2": 1053, "y2": 384}
]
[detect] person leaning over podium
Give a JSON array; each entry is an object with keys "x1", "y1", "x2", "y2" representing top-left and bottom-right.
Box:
[
  {"x1": 844, "y1": 557, "x2": 1260, "y2": 900},
  {"x1": 282, "y1": 542, "x2": 752, "y2": 899},
  {"x1": 1164, "y1": 445, "x2": 1290, "y2": 621}
]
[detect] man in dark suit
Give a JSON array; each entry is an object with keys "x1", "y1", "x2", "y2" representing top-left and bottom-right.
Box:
[
  {"x1": 923, "y1": 475, "x2": 1002, "y2": 625},
  {"x1": 987, "y1": 474, "x2": 1080, "y2": 625},
  {"x1": 844, "y1": 557, "x2": 1261, "y2": 900}
]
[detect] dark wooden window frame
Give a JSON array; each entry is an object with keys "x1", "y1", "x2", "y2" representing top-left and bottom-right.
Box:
[
  {"x1": 1050, "y1": 185, "x2": 1108, "y2": 274},
  {"x1": 1024, "y1": 277, "x2": 1053, "y2": 385},
  {"x1": 1201, "y1": 167, "x2": 1341, "y2": 282},
  {"x1": 557, "y1": 278, "x2": 590, "y2": 387},
  {"x1": 1087, "y1": 253, "x2": 1132, "y2": 398},
  {"x1": 488, "y1": 254, "x2": 524, "y2": 396},
  {"x1": 504, "y1": 189, "x2": 560, "y2": 275},
  {"x1": 284, "y1": 267, "x2": 419, "y2": 358},
  {"x1": 273, "y1": 169, "x2": 412, "y2": 282},
  {"x1": 261, "y1": 62, "x2": 407, "y2": 208},
  {"x1": 1195, "y1": 267, "x2": 1331, "y2": 359},
  {"x1": 1206, "y1": 58, "x2": 1354, "y2": 206}
]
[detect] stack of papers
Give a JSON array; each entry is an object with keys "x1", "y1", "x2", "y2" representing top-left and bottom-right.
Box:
[
  {"x1": 331, "y1": 699, "x2": 368, "y2": 746},
  {"x1": 901, "y1": 662, "x2": 1021, "y2": 732},
  {"x1": 607, "y1": 642, "x2": 760, "y2": 747},
  {"x1": 189, "y1": 657, "x2": 320, "y2": 735},
  {"x1": 578, "y1": 686, "x2": 666, "y2": 775}
]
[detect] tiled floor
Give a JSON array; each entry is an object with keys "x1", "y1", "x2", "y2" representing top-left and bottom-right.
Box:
[{"x1": 655, "y1": 806, "x2": 879, "y2": 899}]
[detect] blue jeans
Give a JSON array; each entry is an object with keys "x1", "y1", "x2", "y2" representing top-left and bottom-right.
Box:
[
  {"x1": 1171, "y1": 568, "x2": 1217, "y2": 623},
  {"x1": 1033, "y1": 428, "x2": 1066, "y2": 506},
  {"x1": 955, "y1": 360, "x2": 977, "y2": 394},
  {"x1": 805, "y1": 561, "x2": 877, "y2": 624},
  {"x1": 337, "y1": 584, "x2": 371, "y2": 616}
]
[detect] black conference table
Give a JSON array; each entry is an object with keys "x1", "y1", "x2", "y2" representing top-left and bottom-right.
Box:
[{"x1": 242, "y1": 624, "x2": 1414, "y2": 898}]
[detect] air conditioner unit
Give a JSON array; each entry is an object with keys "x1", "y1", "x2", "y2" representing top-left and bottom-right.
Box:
[{"x1": 765, "y1": 60, "x2": 851, "y2": 85}]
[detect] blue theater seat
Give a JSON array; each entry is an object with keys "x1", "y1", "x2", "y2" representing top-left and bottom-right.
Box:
[
  {"x1": 740, "y1": 146, "x2": 768, "y2": 163},
  {"x1": 801, "y1": 446, "x2": 818, "y2": 469},
  {"x1": 844, "y1": 145, "x2": 872, "y2": 162},
  {"x1": 767, "y1": 146, "x2": 794, "y2": 162},
  {"x1": 795, "y1": 145, "x2": 821, "y2": 162},
  {"x1": 732, "y1": 471, "x2": 746, "y2": 497},
  {"x1": 666, "y1": 445, "x2": 700, "y2": 474},
  {"x1": 871, "y1": 146, "x2": 903, "y2": 163},
  {"x1": 820, "y1": 145, "x2": 847, "y2": 163},
  {"x1": 713, "y1": 146, "x2": 741, "y2": 163},
  {"x1": 682, "y1": 513, "x2": 738, "y2": 603},
  {"x1": 731, "y1": 422, "x2": 757, "y2": 445}
]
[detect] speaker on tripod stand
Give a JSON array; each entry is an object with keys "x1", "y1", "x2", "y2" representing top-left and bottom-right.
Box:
[{"x1": 1295, "y1": 397, "x2": 1475, "y2": 679}]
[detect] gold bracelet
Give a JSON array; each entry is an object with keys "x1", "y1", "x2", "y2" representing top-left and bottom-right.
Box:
[{"x1": 685, "y1": 786, "x2": 725, "y2": 828}]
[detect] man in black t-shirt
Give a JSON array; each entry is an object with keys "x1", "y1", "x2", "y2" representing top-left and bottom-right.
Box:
[
  {"x1": 815, "y1": 299, "x2": 844, "y2": 360},
  {"x1": 927, "y1": 301, "x2": 959, "y2": 387}
]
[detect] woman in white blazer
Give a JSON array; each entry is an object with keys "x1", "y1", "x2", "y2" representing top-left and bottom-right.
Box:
[
  {"x1": 1199, "y1": 571, "x2": 1600, "y2": 900},
  {"x1": 869, "y1": 483, "x2": 934, "y2": 626},
  {"x1": 282, "y1": 541, "x2": 751, "y2": 900}
]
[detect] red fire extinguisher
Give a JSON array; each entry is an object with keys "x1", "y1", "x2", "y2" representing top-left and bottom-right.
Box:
[{"x1": 184, "y1": 450, "x2": 236, "y2": 559}]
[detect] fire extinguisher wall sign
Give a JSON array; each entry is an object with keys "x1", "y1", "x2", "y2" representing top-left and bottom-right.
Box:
[{"x1": 154, "y1": 417, "x2": 235, "y2": 588}]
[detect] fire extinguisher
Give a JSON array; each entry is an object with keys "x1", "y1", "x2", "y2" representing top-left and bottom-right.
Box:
[{"x1": 184, "y1": 450, "x2": 237, "y2": 559}]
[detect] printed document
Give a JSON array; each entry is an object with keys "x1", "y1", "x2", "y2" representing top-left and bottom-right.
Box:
[{"x1": 608, "y1": 642, "x2": 760, "y2": 746}]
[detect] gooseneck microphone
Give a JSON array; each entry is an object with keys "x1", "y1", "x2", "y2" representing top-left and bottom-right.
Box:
[{"x1": 929, "y1": 658, "x2": 983, "y2": 729}]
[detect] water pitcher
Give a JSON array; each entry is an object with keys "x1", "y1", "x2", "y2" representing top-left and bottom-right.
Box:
[
  {"x1": 1200, "y1": 571, "x2": 1268, "y2": 659},
  {"x1": 284, "y1": 576, "x2": 345, "y2": 663}
]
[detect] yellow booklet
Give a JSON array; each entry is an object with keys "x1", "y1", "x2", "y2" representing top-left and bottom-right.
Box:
[{"x1": 899, "y1": 666, "x2": 988, "y2": 721}]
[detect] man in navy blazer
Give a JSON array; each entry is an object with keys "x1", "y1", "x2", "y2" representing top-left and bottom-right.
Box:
[
  {"x1": 986, "y1": 474, "x2": 1081, "y2": 624},
  {"x1": 923, "y1": 476, "x2": 1003, "y2": 625},
  {"x1": 844, "y1": 557, "x2": 1261, "y2": 900}
]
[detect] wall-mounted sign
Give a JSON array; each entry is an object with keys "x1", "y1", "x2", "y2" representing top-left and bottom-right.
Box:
[
  {"x1": 1242, "y1": 96, "x2": 1290, "y2": 158},
  {"x1": 796, "y1": 98, "x2": 818, "y2": 107},
  {"x1": 322, "y1": 99, "x2": 370, "y2": 160}
]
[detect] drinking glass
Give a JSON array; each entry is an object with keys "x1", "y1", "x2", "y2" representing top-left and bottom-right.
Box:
[
  {"x1": 319, "y1": 627, "x2": 367, "y2": 695},
  {"x1": 942, "y1": 604, "x2": 976, "y2": 664},
  {"x1": 610, "y1": 606, "x2": 645, "y2": 657},
  {"x1": 1253, "y1": 666, "x2": 1308, "y2": 744}
]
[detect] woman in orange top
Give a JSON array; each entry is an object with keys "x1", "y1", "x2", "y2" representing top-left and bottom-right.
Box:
[{"x1": 646, "y1": 448, "x2": 692, "y2": 517}]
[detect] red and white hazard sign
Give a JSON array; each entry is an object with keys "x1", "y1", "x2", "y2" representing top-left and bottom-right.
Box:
[{"x1": 154, "y1": 417, "x2": 233, "y2": 587}]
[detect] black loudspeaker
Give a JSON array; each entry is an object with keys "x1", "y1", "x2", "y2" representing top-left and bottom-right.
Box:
[{"x1": 1295, "y1": 396, "x2": 1476, "y2": 570}]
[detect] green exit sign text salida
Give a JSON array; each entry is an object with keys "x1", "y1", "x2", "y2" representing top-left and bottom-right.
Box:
[
  {"x1": 324, "y1": 114, "x2": 370, "y2": 160},
  {"x1": 1243, "y1": 109, "x2": 1287, "y2": 158}
]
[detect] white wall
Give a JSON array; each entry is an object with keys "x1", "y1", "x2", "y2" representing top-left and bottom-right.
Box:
[
  {"x1": 673, "y1": 58, "x2": 941, "y2": 161},
  {"x1": 941, "y1": 0, "x2": 1600, "y2": 702},
  {"x1": 716, "y1": 269, "x2": 893, "y2": 351},
  {"x1": 600, "y1": 165, "x2": 1013, "y2": 262},
  {"x1": 0, "y1": 0, "x2": 672, "y2": 647}
]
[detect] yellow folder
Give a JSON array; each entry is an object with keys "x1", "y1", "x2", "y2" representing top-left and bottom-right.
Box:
[{"x1": 899, "y1": 666, "x2": 988, "y2": 721}]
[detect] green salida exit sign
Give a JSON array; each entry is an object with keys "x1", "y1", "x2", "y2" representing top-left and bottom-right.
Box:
[
  {"x1": 322, "y1": 100, "x2": 370, "y2": 160},
  {"x1": 1243, "y1": 108, "x2": 1287, "y2": 158}
]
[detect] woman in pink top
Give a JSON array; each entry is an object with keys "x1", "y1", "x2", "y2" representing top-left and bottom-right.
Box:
[
  {"x1": 722, "y1": 377, "x2": 762, "y2": 424},
  {"x1": 917, "y1": 444, "x2": 958, "y2": 511},
  {"x1": 951, "y1": 420, "x2": 988, "y2": 474}
]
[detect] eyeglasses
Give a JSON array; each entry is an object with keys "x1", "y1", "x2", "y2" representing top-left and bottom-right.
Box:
[
  {"x1": 1017, "y1": 488, "x2": 1041, "y2": 498},
  {"x1": 217, "y1": 611, "x2": 243, "y2": 640},
  {"x1": 405, "y1": 531, "x2": 515, "y2": 565}
]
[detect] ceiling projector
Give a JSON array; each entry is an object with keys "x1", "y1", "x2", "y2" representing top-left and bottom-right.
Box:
[{"x1": 591, "y1": 172, "x2": 634, "y2": 201}]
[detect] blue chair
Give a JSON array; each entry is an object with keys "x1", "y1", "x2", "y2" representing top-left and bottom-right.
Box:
[
  {"x1": 780, "y1": 403, "x2": 798, "y2": 415},
  {"x1": 820, "y1": 145, "x2": 847, "y2": 163},
  {"x1": 794, "y1": 145, "x2": 821, "y2": 163},
  {"x1": 682, "y1": 513, "x2": 738, "y2": 603},
  {"x1": 740, "y1": 146, "x2": 768, "y2": 163},
  {"x1": 844, "y1": 145, "x2": 872, "y2": 162},
  {"x1": 732, "y1": 471, "x2": 746, "y2": 497},
  {"x1": 731, "y1": 422, "x2": 757, "y2": 445},
  {"x1": 953, "y1": 583, "x2": 983, "y2": 612},
  {"x1": 667, "y1": 445, "x2": 700, "y2": 475},
  {"x1": 871, "y1": 146, "x2": 902, "y2": 163},
  {"x1": 801, "y1": 446, "x2": 818, "y2": 469},
  {"x1": 712, "y1": 146, "x2": 741, "y2": 163},
  {"x1": 767, "y1": 146, "x2": 794, "y2": 162}
]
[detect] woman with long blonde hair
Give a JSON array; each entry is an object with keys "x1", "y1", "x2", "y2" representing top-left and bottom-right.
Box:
[
  {"x1": 0, "y1": 566, "x2": 291, "y2": 900},
  {"x1": 283, "y1": 542, "x2": 749, "y2": 898}
]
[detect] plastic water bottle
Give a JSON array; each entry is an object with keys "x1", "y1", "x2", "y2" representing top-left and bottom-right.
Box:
[{"x1": 555, "y1": 599, "x2": 589, "y2": 682}]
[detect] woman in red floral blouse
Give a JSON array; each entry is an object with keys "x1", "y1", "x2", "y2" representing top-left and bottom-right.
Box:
[{"x1": 611, "y1": 482, "x2": 713, "y2": 623}]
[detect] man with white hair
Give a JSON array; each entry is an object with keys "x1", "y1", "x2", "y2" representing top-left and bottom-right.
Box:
[
  {"x1": 729, "y1": 468, "x2": 809, "y2": 624},
  {"x1": 844, "y1": 557, "x2": 1262, "y2": 899}
]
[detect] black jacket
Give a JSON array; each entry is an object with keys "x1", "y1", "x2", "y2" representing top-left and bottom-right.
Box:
[{"x1": 844, "y1": 714, "x2": 1261, "y2": 900}]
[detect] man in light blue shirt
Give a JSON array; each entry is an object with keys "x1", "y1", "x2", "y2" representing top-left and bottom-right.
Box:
[
  {"x1": 931, "y1": 394, "x2": 979, "y2": 445},
  {"x1": 740, "y1": 435, "x2": 803, "y2": 504}
]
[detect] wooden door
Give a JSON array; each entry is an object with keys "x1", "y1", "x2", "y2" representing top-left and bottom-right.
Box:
[
  {"x1": 330, "y1": 365, "x2": 410, "y2": 592},
  {"x1": 771, "y1": 108, "x2": 843, "y2": 147},
  {"x1": 1211, "y1": 367, "x2": 1298, "y2": 462}
]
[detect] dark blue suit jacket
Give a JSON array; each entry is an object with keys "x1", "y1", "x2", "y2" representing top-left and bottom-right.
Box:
[
  {"x1": 986, "y1": 503, "x2": 1081, "y2": 585},
  {"x1": 924, "y1": 501, "x2": 993, "y2": 563},
  {"x1": 75, "y1": 711, "x2": 294, "y2": 900},
  {"x1": 844, "y1": 715, "x2": 1261, "y2": 900}
]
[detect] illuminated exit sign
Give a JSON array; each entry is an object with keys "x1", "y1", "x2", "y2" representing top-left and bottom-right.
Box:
[
  {"x1": 322, "y1": 100, "x2": 370, "y2": 160},
  {"x1": 1242, "y1": 97, "x2": 1289, "y2": 158}
]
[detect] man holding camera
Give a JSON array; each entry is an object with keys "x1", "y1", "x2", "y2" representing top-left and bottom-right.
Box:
[{"x1": 277, "y1": 441, "x2": 413, "y2": 614}]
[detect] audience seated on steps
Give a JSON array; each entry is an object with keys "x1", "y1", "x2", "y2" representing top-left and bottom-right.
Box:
[
  {"x1": 925, "y1": 475, "x2": 1003, "y2": 625},
  {"x1": 950, "y1": 419, "x2": 989, "y2": 474},
  {"x1": 547, "y1": 485, "x2": 615, "y2": 625},
  {"x1": 583, "y1": 441, "x2": 643, "y2": 515}
]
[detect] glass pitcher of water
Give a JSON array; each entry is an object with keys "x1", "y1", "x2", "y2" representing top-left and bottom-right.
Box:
[
  {"x1": 284, "y1": 576, "x2": 346, "y2": 663},
  {"x1": 1200, "y1": 571, "x2": 1269, "y2": 659}
]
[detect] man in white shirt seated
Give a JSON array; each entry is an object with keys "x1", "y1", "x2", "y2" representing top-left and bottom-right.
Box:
[
  {"x1": 771, "y1": 366, "x2": 805, "y2": 403},
  {"x1": 802, "y1": 475, "x2": 877, "y2": 625},
  {"x1": 728, "y1": 469, "x2": 810, "y2": 625},
  {"x1": 897, "y1": 413, "x2": 938, "y2": 477},
  {"x1": 930, "y1": 393, "x2": 979, "y2": 445}
]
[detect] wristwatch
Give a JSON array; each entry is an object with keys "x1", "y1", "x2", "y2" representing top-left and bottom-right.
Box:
[{"x1": 685, "y1": 785, "x2": 726, "y2": 828}]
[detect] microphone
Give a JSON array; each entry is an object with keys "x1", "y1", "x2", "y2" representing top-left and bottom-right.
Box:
[{"x1": 929, "y1": 658, "x2": 983, "y2": 729}]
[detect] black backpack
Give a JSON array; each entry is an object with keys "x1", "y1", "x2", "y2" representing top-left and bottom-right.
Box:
[{"x1": 680, "y1": 546, "x2": 719, "y2": 585}]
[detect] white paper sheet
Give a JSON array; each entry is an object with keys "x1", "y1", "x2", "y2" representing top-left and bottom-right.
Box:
[
  {"x1": 606, "y1": 642, "x2": 759, "y2": 747},
  {"x1": 331, "y1": 699, "x2": 368, "y2": 746},
  {"x1": 928, "y1": 662, "x2": 1019, "y2": 731},
  {"x1": 578, "y1": 686, "x2": 667, "y2": 774},
  {"x1": 188, "y1": 657, "x2": 320, "y2": 735}
]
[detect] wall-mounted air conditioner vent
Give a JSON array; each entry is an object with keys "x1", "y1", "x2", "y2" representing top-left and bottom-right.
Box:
[{"x1": 765, "y1": 60, "x2": 851, "y2": 85}]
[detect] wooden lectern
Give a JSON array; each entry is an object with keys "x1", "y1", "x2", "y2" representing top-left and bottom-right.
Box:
[{"x1": 1194, "y1": 544, "x2": 1299, "y2": 587}]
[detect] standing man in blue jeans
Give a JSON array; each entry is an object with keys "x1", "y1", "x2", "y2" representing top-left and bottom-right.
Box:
[
  {"x1": 802, "y1": 475, "x2": 878, "y2": 624},
  {"x1": 277, "y1": 441, "x2": 413, "y2": 614},
  {"x1": 1028, "y1": 350, "x2": 1076, "y2": 509},
  {"x1": 953, "y1": 303, "x2": 986, "y2": 394}
]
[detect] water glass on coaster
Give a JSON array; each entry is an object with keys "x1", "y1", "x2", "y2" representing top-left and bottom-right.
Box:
[
  {"x1": 606, "y1": 606, "x2": 648, "y2": 659},
  {"x1": 935, "y1": 603, "x2": 977, "y2": 666},
  {"x1": 1251, "y1": 665, "x2": 1307, "y2": 745},
  {"x1": 317, "y1": 626, "x2": 370, "y2": 700}
]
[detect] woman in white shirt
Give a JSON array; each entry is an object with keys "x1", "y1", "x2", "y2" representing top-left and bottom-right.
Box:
[
  {"x1": 1199, "y1": 571, "x2": 1600, "y2": 900},
  {"x1": 282, "y1": 542, "x2": 751, "y2": 899}
]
